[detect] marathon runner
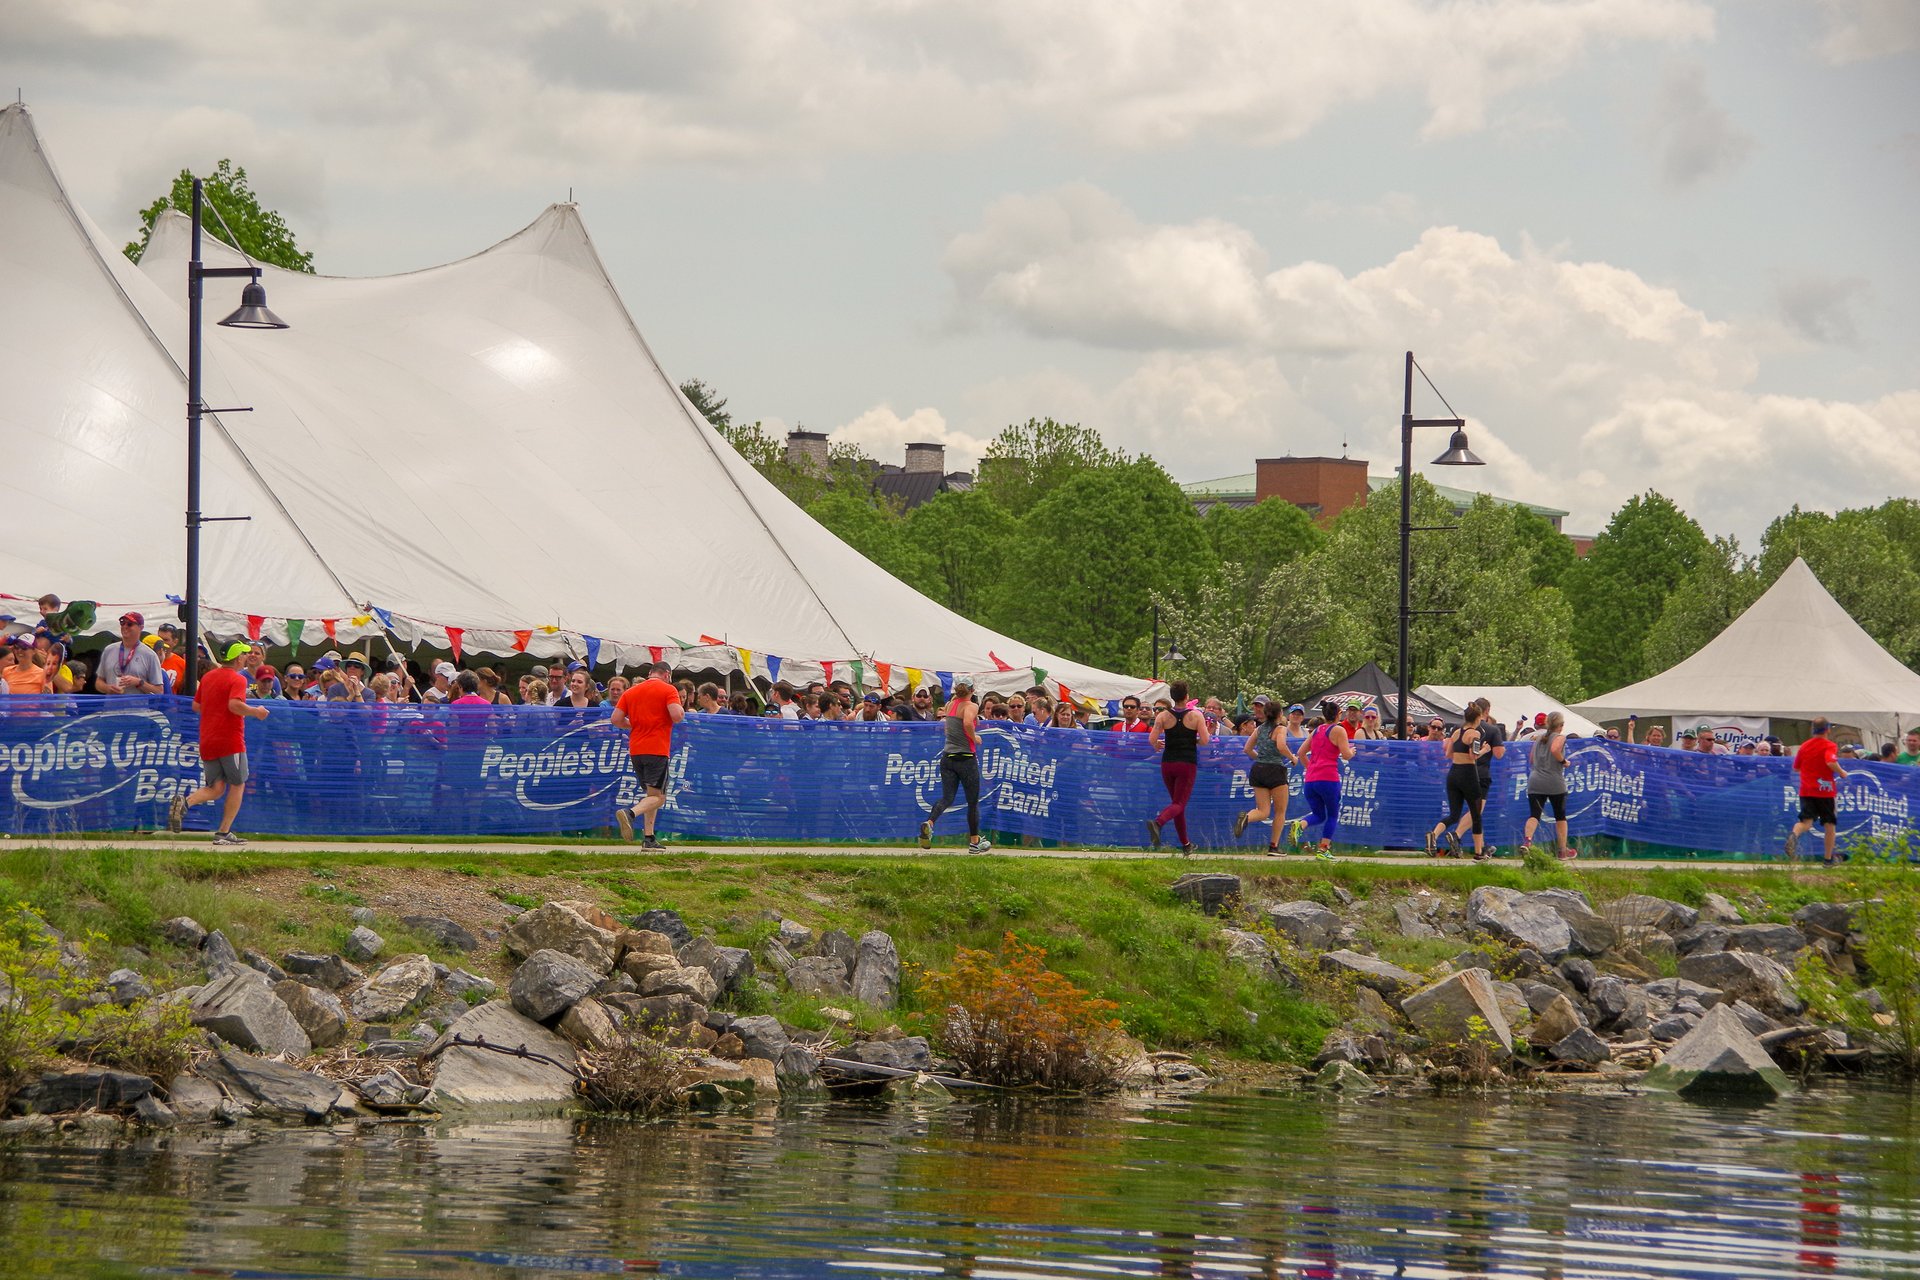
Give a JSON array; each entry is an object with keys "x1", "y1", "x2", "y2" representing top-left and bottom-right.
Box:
[
  {"x1": 612, "y1": 660, "x2": 684, "y2": 850},
  {"x1": 919, "y1": 678, "x2": 990, "y2": 853}
]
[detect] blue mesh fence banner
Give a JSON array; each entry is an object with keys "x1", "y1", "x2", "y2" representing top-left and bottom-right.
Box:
[{"x1": 0, "y1": 697, "x2": 1914, "y2": 854}]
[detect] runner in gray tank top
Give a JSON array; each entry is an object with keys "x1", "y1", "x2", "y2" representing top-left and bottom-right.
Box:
[
  {"x1": 918, "y1": 679, "x2": 991, "y2": 854},
  {"x1": 1521, "y1": 710, "x2": 1575, "y2": 860}
]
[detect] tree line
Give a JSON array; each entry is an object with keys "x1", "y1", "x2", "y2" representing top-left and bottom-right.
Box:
[{"x1": 683, "y1": 381, "x2": 1920, "y2": 704}]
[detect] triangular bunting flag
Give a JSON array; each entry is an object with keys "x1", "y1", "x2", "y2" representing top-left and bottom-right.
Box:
[
  {"x1": 668, "y1": 635, "x2": 693, "y2": 650},
  {"x1": 738, "y1": 648, "x2": 753, "y2": 678},
  {"x1": 765, "y1": 654, "x2": 782, "y2": 683},
  {"x1": 351, "y1": 614, "x2": 372, "y2": 628},
  {"x1": 1106, "y1": 700, "x2": 1120, "y2": 717},
  {"x1": 245, "y1": 615, "x2": 264, "y2": 641},
  {"x1": 1057, "y1": 681, "x2": 1073, "y2": 707},
  {"x1": 511, "y1": 630, "x2": 532, "y2": 653},
  {"x1": 850, "y1": 660, "x2": 866, "y2": 691},
  {"x1": 989, "y1": 650, "x2": 1013, "y2": 672},
  {"x1": 322, "y1": 619, "x2": 337, "y2": 641},
  {"x1": 822, "y1": 660, "x2": 834, "y2": 685},
  {"x1": 372, "y1": 606, "x2": 393, "y2": 630},
  {"x1": 538, "y1": 624, "x2": 560, "y2": 635},
  {"x1": 647, "y1": 645, "x2": 664, "y2": 664},
  {"x1": 936, "y1": 670, "x2": 953, "y2": 696},
  {"x1": 583, "y1": 635, "x2": 602, "y2": 668},
  {"x1": 700, "y1": 635, "x2": 724, "y2": 646},
  {"x1": 446, "y1": 627, "x2": 464, "y2": 661},
  {"x1": 1032, "y1": 666, "x2": 1047, "y2": 685},
  {"x1": 875, "y1": 662, "x2": 891, "y2": 693},
  {"x1": 906, "y1": 667, "x2": 924, "y2": 692},
  {"x1": 285, "y1": 619, "x2": 304, "y2": 648}
]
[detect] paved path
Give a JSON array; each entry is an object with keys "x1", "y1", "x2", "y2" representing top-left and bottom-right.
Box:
[{"x1": 7, "y1": 834, "x2": 1811, "y2": 870}]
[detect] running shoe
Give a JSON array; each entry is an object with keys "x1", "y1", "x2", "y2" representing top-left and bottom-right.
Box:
[
  {"x1": 917, "y1": 820, "x2": 933, "y2": 850},
  {"x1": 167, "y1": 795, "x2": 187, "y2": 834},
  {"x1": 1472, "y1": 849, "x2": 1490, "y2": 863},
  {"x1": 1232, "y1": 811, "x2": 1251, "y2": 839},
  {"x1": 1266, "y1": 845, "x2": 1283, "y2": 857},
  {"x1": 1314, "y1": 843, "x2": 1335, "y2": 863},
  {"x1": 615, "y1": 808, "x2": 634, "y2": 842},
  {"x1": 1424, "y1": 830, "x2": 1437, "y2": 858},
  {"x1": 1557, "y1": 846, "x2": 1579, "y2": 861},
  {"x1": 968, "y1": 838, "x2": 993, "y2": 854},
  {"x1": 640, "y1": 835, "x2": 664, "y2": 852},
  {"x1": 212, "y1": 831, "x2": 246, "y2": 847},
  {"x1": 1180, "y1": 842, "x2": 1196, "y2": 858},
  {"x1": 1443, "y1": 829, "x2": 1462, "y2": 856},
  {"x1": 1145, "y1": 819, "x2": 1162, "y2": 850},
  {"x1": 1783, "y1": 830, "x2": 1799, "y2": 863},
  {"x1": 1287, "y1": 818, "x2": 1307, "y2": 848}
]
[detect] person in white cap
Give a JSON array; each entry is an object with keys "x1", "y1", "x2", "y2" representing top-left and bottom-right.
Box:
[{"x1": 423, "y1": 661, "x2": 457, "y2": 704}]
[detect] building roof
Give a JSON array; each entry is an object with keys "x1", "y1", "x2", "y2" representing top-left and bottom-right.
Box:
[{"x1": 870, "y1": 469, "x2": 973, "y2": 510}]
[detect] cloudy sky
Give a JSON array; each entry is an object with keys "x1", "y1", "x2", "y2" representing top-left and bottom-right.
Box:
[{"x1": 4, "y1": 0, "x2": 1915, "y2": 542}]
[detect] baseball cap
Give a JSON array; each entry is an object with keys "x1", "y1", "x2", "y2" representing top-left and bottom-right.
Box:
[
  {"x1": 141, "y1": 634, "x2": 159, "y2": 648},
  {"x1": 433, "y1": 661, "x2": 457, "y2": 679},
  {"x1": 157, "y1": 622, "x2": 179, "y2": 636},
  {"x1": 254, "y1": 665, "x2": 278, "y2": 681},
  {"x1": 1252, "y1": 694, "x2": 1270, "y2": 705},
  {"x1": 1678, "y1": 728, "x2": 1697, "y2": 739},
  {"x1": 566, "y1": 661, "x2": 588, "y2": 673},
  {"x1": 863, "y1": 693, "x2": 881, "y2": 703},
  {"x1": 1345, "y1": 699, "x2": 1364, "y2": 711},
  {"x1": 118, "y1": 611, "x2": 144, "y2": 627},
  {"x1": 1287, "y1": 703, "x2": 1304, "y2": 713},
  {"x1": 311, "y1": 655, "x2": 338, "y2": 671},
  {"x1": 223, "y1": 642, "x2": 250, "y2": 661},
  {"x1": 1534, "y1": 712, "x2": 1548, "y2": 726},
  {"x1": 385, "y1": 652, "x2": 407, "y2": 668}
]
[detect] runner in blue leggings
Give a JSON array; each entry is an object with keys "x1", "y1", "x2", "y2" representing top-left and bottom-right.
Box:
[{"x1": 1297, "y1": 699, "x2": 1353, "y2": 861}]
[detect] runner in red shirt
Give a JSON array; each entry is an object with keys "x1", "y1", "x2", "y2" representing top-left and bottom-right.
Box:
[
  {"x1": 168, "y1": 642, "x2": 271, "y2": 846},
  {"x1": 610, "y1": 660, "x2": 685, "y2": 850},
  {"x1": 1787, "y1": 717, "x2": 1850, "y2": 866}
]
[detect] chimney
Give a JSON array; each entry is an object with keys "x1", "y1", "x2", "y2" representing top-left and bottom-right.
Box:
[
  {"x1": 1254, "y1": 456, "x2": 1370, "y2": 525},
  {"x1": 785, "y1": 430, "x2": 829, "y2": 473},
  {"x1": 904, "y1": 442, "x2": 945, "y2": 475}
]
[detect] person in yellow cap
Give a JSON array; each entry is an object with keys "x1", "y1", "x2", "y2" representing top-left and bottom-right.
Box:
[{"x1": 168, "y1": 642, "x2": 270, "y2": 846}]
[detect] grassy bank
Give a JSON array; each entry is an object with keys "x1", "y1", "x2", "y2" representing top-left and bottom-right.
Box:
[{"x1": 0, "y1": 846, "x2": 1881, "y2": 1066}]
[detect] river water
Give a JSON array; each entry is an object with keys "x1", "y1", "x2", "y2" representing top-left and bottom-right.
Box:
[{"x1": 3, "y1": 1081, "x2": 1919, "y2": 1278}]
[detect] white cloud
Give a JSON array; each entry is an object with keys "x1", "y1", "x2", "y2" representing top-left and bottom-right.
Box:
[
  {"x1": 1647, "y1": 62, "x2": 1753, "y2": 189},
  {"x1": 1809, "y1": 0, "x2": 1920, "y2": 62},
  {"x1": 0, "y1": 0, "x2": 1714, "y2": 189},
  {"x1": 938, "y1": 185, "x2": 1917, "y2": 542},
  {"x1": 829, "y1": 405, "x2": 994, "y2": 471}
]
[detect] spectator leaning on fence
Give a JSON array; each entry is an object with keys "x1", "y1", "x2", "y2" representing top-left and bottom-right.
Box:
[{"x1": 94, "y1": 612, "x2": 165, "y2": 695}]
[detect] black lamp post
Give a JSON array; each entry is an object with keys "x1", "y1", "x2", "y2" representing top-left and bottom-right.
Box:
[
  {"x1": 1149, "y1": 605, "x2": 1184, "y2": 682},
  {"x1": 1396, "y1": 350, "x2": 1483, "y2": 741},
  {"x1": 183, "y1": 178, "x2": 287, "y2": 695}
]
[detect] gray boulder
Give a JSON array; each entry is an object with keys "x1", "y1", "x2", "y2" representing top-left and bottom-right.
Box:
[
  {"x1": 1393, "y1": 900, "x2": 1441, "y2": 939},
  {"x1": 632, "y1": 909, "x2": 693, "y2": 948},
  {"x1": 1221, "y1": 928, "x2": 1297, "y2": 985},
  {"x1": 356, "y1": 1070, "x2": 432, "y2": 1110},
  {"x1": 1531, "y1": 994, "x2": 1582, "y2": 1045},
  {"x1": 1642, "y1": 977, "x2": 1724, "y2": 1009},
  {"x1": 1311, "y1": 1029, "x2": 1390, "y2": 1070},
  {"x1": 443, "y1": 969, "x2": 496, "y2": 1000},
  {"x1": 605, "y1": 992, "x2": 707, "y2": 1033},
  {"x1": 556, "y1": 997, "x2": 621, "y2": 1051},
  {"x1": 1529, "y1": 889, "x2": 1618, "y2": 956},
  {"x1": 678, "y1": 936, "x2": 753, "y2": 994},
  {"x1": 778, "y1": 1044, "x2": 822, "y2": 1085},
  {"x1": 1724, "y1": 922, "x2": 1807, "y2": 957},
  {"x1": 1677, "y1": 951, "x2": 1804, "y2": 1020},
  {"x1": 272, "y1": 980, "x2": 347, "y2": 1049},
  {"x1": 730, "y1": 1014, "x2": 792, "y2": 1063},
  {"x1": 1673, "y1": 923, "x2": 1729, "y2": 956},
  {"x1": 1311, "y1": 1060, "x2": 1376, "y2": 1092},
  {"x1": 198, "y1": 1047, "x2": 354, "y2": 1120},
  {"x1": 1791, "y1": 902, "x2": 1855, "y2": 940},
  {"x1": 1650, "y1": 1013, "x2": 1699, "y2": 1042},
  {"x1": 510, "y1": 949, "x2": 602, "y2": 1022},
  {"x1": 189, "y1": 968, "x2": 312, "y2": 1057},
  {"x1": 850, "y1": 931, "x2": 901, "y2": 1008},
  {"x1": 1267, "y1": 901, "x2": 1343, "y2": 951},
  {"x1": 348, "y1": 954, "x2": 438, "y2": 1023},
  {"x1": 775, "y1": 919, "x2": 814, "y2": 950},
  {"x1": 1699, "y1": 892, "x2": 1744, "y2": 924},
  {"x1": 759, "y1": 939, "x2": 797, "y2": 976},
  {"x1": 429, "y1": 1000, "x2": 580, "y2": 1108},
  {"x1": 201, "y1": 929, "x2": 240, "y2": 972},
  {"x1": 1467, "y1": 887, "x2": 1573, "y2": 961},
  {"x1": 642, "y1": 965, "x2": 721, "y2": 1004},
  {"x1": 166, "y1": 1073, "x2": 225, "y2": 1121},
  {"x1": 1401, "y1": 968, "x2": 1513, "y2": 1058},
  {"x1": 1171, "y1": 872, "x2": 1242, "y2": 917},
  {"x1": 786, "y1": 954, "x2": 853, "y2": 997},
  {"x1": 1549, "y1": 1027, "x2": 1610, "y2": 1065},
  {"x1": 281, "y1": 951, "x2": 363, "y2": 991},
  {"x1": 349, "y1": 907, "x2": 378, "y2": 926},
  {"x1": 104, "y1": 969, "x2": 151, "y2": 1006},
  {"x1": 1607, "y1": 894, "x2": 1699, "y2": 933},
  {"x1": 504, "y1": 902, "x2": 619, "y2": 973},
  {"x1": 846, "y1": 1037, "x2": 933, "y2": 1072},
  {"x1": 813, "y1": 929, "x2": 858, "y2": 976},
  {"x1": 343, "y1": 925, "x2": 384, "y2": 963},
  {"x1": 1319, "y1": 950, "x2": 1419, "y2": 997},
  {"x1": 160, "y1": 916, "x2": 207, "y2": 948},
  {"x1": 402, "y1": 915, "x2": 480, "y2": 953},
  {"x1": 1725, "y1": 999, "x2": 1784, "y2": 1036},
  {"x1": 14, "y1": 1068, "x2": 155, "y2": 1114},
  {"x1": 1558, "y1": 956, "x2": 1599, "y2": 993},
  {"x1": 1641, "y1": 1003, "x2": 1793, "y2": 1096}
]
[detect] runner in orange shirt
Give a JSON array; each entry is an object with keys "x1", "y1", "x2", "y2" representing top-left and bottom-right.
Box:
[{"x1": 611, "y1": 660, "x2": 685, "y2": 851}]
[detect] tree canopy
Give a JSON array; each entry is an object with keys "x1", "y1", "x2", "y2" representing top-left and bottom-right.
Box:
[
  {"x1": 1563, "y1": 492, "x2": 1712, "y2": 695},
  {"x1": 124, "y1": 159, "x2": 315, "y2": 272}
]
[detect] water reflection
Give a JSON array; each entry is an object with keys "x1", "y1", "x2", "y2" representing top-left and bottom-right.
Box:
[{"x1": 1, "y1": 1084, "x2": 1918, "y2": 1278}]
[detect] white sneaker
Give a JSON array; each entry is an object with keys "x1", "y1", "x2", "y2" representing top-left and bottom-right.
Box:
[{"x1": 968, "y1": 838, "x2": 992, "y2": 854}]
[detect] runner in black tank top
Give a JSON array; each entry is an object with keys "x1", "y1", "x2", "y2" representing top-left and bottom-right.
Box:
[
  {"x1": 1427, "y1": 704, "x2": 1488, "y2": 860},
  {"x1": 1146, "y1": 681, "x2": 1210, "y2": 856}
]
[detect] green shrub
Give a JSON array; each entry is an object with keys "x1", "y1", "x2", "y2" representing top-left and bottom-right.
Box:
[
  {"x1": 79, "y1": 1000, "x2": 197, "y2": 1083},
  {"x1": 0, "y1": 904, "x2": 99, "y2": 1104},
  {"x1": 1857, "y1": 884, "x2": 1920, "y2": 1074}
]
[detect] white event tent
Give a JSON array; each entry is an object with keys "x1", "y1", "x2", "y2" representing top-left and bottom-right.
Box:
[
  {"x1": 1574, "y1": 557, "x2": 1920, "y2": 746},
  {"x1": 0, "y1": 104, "x2": 1153, "y2": 700},
  {"x1": 1415, "y1": 686, "x2": 1604, "y2": 739}
]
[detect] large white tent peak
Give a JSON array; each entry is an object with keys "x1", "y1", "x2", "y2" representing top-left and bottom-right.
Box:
[
  {"x1": 1574, "y1": 556, "x2": 1920, "y2": 743},
  {"x1": 0, "y1": 102, "x2": 1151, "y2": 698}
]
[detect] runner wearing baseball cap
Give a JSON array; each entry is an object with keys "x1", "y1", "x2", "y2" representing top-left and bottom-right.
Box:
[{"x1": 169, "y1": 642, "x2": 270, "y2": 846}]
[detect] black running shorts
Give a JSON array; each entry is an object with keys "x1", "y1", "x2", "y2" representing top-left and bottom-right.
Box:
[
  {"x1": 1798, "y1": 795, "x2": 1836, "y2": 826},
  {"x1": 1249, "y1": 762, "x2": 1289, "y2": 791},
  {"x1": 1527, "y1": 792, "x2": 1567, "y2": 821},
  {"x1": 631, "y1": 753, "x2": 669, "y2": 792}
]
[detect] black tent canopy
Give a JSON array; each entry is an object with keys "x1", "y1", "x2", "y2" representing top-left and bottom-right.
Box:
[{"x1": 1295, "y1": 661, "x2": 1460, "y2": 728}]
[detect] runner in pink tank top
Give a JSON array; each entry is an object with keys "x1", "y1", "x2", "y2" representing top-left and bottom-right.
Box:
[{"x1": 1297, "y1": 699, "x2": 1352, "y2": 860}]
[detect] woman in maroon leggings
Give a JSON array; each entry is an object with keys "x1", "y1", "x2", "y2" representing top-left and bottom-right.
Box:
[{"x1": 1146, "y1": 680, "x2": 1211, "y2": 856}]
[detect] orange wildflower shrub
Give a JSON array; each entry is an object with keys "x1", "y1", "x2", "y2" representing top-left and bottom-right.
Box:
[{"x1": 918, "y1": 932, "x2": 1125, "y2": 1091}]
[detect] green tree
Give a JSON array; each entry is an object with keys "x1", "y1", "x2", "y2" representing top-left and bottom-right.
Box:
[
  {"x1": 903, "y1": 490, "x2": 1019, "y2": 621},
  {"x1": 1642, "y1": 536, "x2": 1761, "y2": 672},
  {"x1": 989, "y1": 459, "x2": 1213, "y2": 672},
  {"x1": 123, "y1": 158, "x2": 314, "y2": 272},
  {"x1": 1510, "y1": 506, "x2": 1578, "y2": 590},
  {"x1": 805, "y1": 487, "x2": 938, "y2": 591},
  {"x1": 1562, "y1": 491, "x2": 1712, "y2": 695},
  {"x1": 1202, "y1": 499, "x2": 1322, "y2": 587},
  {"x1": 680, "y1": 378, "x2": 732, "y2": 430},
  {"x1": 975, "y1": 417, "x2": 1124, "y2": 517},
  {"x1": 1758, "y1": 503, "x2": 1920, "y2": 666}
]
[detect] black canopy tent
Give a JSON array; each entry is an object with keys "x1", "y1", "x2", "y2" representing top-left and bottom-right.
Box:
[{"x1": 1295, "y1": 661, "x2": 1460, "y2": 730}]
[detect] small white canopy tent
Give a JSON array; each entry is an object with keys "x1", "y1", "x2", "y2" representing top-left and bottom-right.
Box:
[
  {"x1": 1574, "y1": 557, "x2": 1920, "y2": 746},
  {"x1": 0, "y1": 103, "x2": 1152, "y2": 700},
  {"x1": 1415, "y1": 685, "x2": 1604, "y2": 739}
]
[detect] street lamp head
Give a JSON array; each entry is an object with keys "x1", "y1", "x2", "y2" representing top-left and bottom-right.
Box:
[
  {"x1": 1163, "y1": 642, "x2": 1185, "y2": 664},
  {"x1": 218, "y1": 278, "x2": 289, "y2": 330},
  {"x1": 1431, "y1": 428, "x2": 1483, "y2": 467}
]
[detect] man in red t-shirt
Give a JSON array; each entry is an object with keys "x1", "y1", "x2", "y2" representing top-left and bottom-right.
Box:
[
  {"x1": 1787, "y1": 717, "x2": 1851, "y2": 866},
  {"x1": 610, "y1": 660, "x2": 685, "y2": 850},
  {"x1": 169, "y1": 642, "x2": 271, "y2": 846}
]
